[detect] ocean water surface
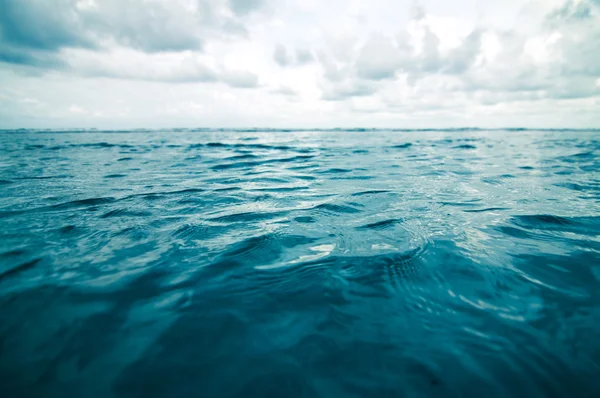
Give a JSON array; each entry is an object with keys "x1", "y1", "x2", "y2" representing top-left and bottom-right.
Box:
[{"x1": 1, "y1": 129, "x2": 600, "y2": 397}]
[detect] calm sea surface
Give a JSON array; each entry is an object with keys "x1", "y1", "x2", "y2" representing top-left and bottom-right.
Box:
[{"x1": 1, "y1": 129, "x2": 600, "y2": 397}]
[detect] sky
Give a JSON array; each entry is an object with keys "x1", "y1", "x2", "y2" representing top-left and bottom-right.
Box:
[{"x1": 0, "y1": 0, "x2": 599, "y2": 129}]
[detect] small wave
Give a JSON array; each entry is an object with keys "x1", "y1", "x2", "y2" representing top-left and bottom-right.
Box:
[
  {"x1": 250, "y1": 186, "x2": 309, "y2": 193},
  {"x1": 172, "y1": 223, "x2": 224, "y2": 240},
  {"x1": 0, "y1": 258, "x2": 42, "y2": 281},
  {"x1": 72, "y1": 142, "x2": 134, "y2": 149},
  {"x1": 295, "y1": 175, "x2": 317, "y2": 181},
  {"x1": 302, "y1": 247, "x2": 426, "y2": 286},
  {"x1": 556, "y1": 182, "x2": 600, "y2": 193},
  {"x1": 440, "y1": 200, "x2": 481, "y2": 207},
  {"x1": 571, "y1": 151, "x2": 595, "y2": 159},
  {"x1": 15, "y1": 175, "x2": 71, "y2": 180},
  {"x1": 392, "y1": 143, "x2": 413, "y2": 149},
  {"x1": 58, "y1": 225, "x2": 78, "y2": 234},
  {"x1": 52, "y1": 197, "x2": 117, "y2": 209},
  {"x1": 332, "y1": 175, "x2": 374, "y2": 180},
  {"x1": 124, "y1": 188, "x2": 203, "y2": 200},
  {"x1": 351, "y1": 190, "x2": 390, "y2": 196},
  {"x1": 513, "y1": 214, "x2": 575, "y2": 227},
  {"x1": 356, "y1": 219, "x2": 403, "y2": 230},
  {"x1": 463, "y1": 207, "x2": 509, "y2": 213},
  {"x1": 208, "y1": 210, "x2": 287, "y2": 223},
  {"x1": 211, "y1": 161, "x2": 262, "y2": 170},
  {"x1": 496, "y1": 226, "x2": 534, "y2": 240},
  {"x1": 508, "y1": 215, "x2": 600, "y2": 237},
  {"x1": 319, "y1": 168, "x2": 352, "y2": 174},
  {"x1": 0, "y1": 249, "x2": 27, "y2": 258},
  {"x1": 25, "y1": 144, "x2": 45, "y2": 150},
  {"x1": 310, "y1": 203, "x2": 361, "y2": 214},
  {"x1": 287, "y1": 165, "x2": 315, "y2": 171},
  {"x1": 213, "y1": 187, "x2": 242, "y2": 192},
  {"x1": 100, "y1": 208, "x2": 152, "y2": 218},
  {"x1": 556, "y1": 151, "x2": 596, "y2": 164},
  {"x1": 213, "y1": 155, "x2": 315, "y2": 170},
  {"x1": 271, "y1": 155, "x2": 315, "y2": 163},
  {"x1": 220, "y1": 233, "x2": 317, "y2": 266},
  {"x1": 191, "y1": 142, "x2": 294, "y2": 151},
  {"x1": 225, "y1": 154, "x2": 259, "y2": 160},
  {"x1": 247, "y1": 177, "x2": 289, "y2": 184},
  {"x1": 294, "y1": 216, "x2": 316, "y2": 223}
]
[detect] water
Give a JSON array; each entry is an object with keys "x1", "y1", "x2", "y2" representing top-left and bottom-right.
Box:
[{"x1": 1, "y1": 129, "x2": 599, "y2": 397}]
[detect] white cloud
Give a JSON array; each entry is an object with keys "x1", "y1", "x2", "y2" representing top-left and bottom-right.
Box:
[
  {"x1": 0, "y1": 0, "x2": 599, "y2": 128},
  {"x1": 273, "y1": 44, "x2": 291, "y2": 67},
  {"x1": 273, "y1": 44, "x2": 315, "y2": 67},
  {"x1": 355, "y1": 35, "x2": 406, "y2": 80}
]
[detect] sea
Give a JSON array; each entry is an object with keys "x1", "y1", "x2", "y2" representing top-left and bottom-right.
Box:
[{"x1": 1, "y1": 128, "x2": 599, "y2": 397}]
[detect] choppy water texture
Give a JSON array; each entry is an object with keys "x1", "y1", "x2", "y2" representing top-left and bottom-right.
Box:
[{"x1": 1, "y1": 129, "x2": 600, "y2": 398}]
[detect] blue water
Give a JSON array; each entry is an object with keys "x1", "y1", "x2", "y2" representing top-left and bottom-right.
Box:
[{"x1": 1, "y1": 129, "x2": 600, "y2": 397}]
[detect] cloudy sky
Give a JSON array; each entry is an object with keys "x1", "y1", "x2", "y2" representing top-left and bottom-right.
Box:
[{"x1": 1, "y1": 0, "x2": 599, "y2": 129}]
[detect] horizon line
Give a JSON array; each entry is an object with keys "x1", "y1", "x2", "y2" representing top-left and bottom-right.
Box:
[{"x1": 2, "y1": 127, "x2": 600, "y2": 133}]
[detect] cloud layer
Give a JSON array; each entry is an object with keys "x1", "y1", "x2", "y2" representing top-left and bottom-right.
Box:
[{"x1": 0, "y1": 0, "x2": 598, "y2": 128}]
